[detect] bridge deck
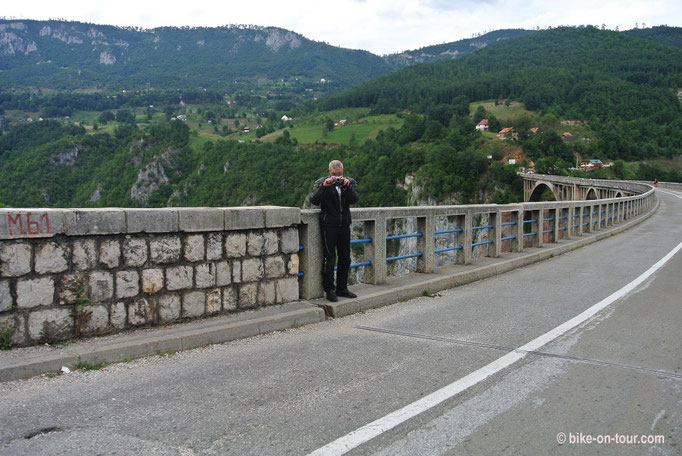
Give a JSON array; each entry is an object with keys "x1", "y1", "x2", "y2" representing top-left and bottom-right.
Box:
[{"x1": 0, "y1": 189, "x2": 680, "y2": 455}]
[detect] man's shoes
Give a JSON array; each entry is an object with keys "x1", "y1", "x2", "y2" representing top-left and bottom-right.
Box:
[
  {"x1": 326, "y1": 290, "x2": 338, "y2": 302},
  {"x1": 336, "y1": 289, "x2": 357, "y2": 299}
]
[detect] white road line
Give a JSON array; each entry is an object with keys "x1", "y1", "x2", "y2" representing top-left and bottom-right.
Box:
[
  {"x1": 308, "y1": 239, "x2": 682, "y2": 456},
  {"x1": 658, "y1": 189, "x2": 682, "y2": 199}
]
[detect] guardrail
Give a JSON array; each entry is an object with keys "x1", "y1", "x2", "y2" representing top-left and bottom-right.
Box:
[{"x1": 297, "y1": 179, "x2": 656, "y2": 299}]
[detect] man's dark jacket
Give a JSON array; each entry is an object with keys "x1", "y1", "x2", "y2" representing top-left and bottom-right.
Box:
[{"x1": 308, "y1": 177, "x2": 359, "y2": 226}]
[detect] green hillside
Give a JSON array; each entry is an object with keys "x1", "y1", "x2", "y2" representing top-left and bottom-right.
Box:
[{"x1": 321, "y1": 26, "x2": 682, "y2": 161}]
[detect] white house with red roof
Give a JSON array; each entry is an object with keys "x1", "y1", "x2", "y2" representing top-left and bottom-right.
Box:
[{"x1": 475, "y1": 118, "x2": 489, "y2": 131}]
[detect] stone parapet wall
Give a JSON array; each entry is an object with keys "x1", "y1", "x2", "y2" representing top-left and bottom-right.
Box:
[{"x1": 0, "y1": 207, "x2": 300, "y2": 347}]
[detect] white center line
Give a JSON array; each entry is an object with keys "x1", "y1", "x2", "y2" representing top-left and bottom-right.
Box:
[
  {"x1": 307, "y1": 239, "x2": 682, "y2": 456},
  {"x1": 657, "y1": 189, "x2": 682, "y2": 199}
]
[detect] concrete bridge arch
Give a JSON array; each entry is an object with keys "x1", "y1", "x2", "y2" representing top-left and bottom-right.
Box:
[{"x1": 528, "y1": 181, "x2": 558, "y2": 202}]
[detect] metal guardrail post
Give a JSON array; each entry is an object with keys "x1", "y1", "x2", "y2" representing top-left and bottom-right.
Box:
[
  {"x1": 417, "y1": 215, "x2": 435, "y2": 273},
  {"x1": 363, "y1": 217, "x2": 387, "y2": 284}
]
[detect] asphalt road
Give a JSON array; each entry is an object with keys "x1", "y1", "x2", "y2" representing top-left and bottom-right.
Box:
[{"x1": 1, "y1": 190, "x2": 680, "y2": 456}]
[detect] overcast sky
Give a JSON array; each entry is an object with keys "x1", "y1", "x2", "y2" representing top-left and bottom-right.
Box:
[{"x1": 3, "y1": 0, "x2": 681, "y2": 55}]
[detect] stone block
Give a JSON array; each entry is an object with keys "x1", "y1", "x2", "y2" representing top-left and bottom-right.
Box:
[
  {"x1": 225, "y1": 233, "x2": 246, "y2": 258},
  {"x1": 99, "y1": 240, "x2": 121, "y2": 269},
  {"x1": 0, "y1": 210, "x2": 64, "y2": 240},
  {"x1": 0, "y1": 242, "x2": 31, "y2": 277},
  {"x1": 89, "y1": 271, "x2": 114, "y2": 302},
  {"x1": 150, "y1": 236, "x2": 181, "y2": 264},
  {"x1": 166, "y1": 266, "x2": 193, "y2": 291},
  {"x1": 116, "y1": 270, "x2": 140, "y2": 299},
  {"x1": 178, "y1": 208, "x2": 223, "y2": 232},
  {"x1": 280, "y1": 228, "x2": 300, "y2": 254},
  {"x1": 239, "y1": 283, "x2": 259, "y2": 308},
  {"x1": 123, "y1": 237, "x2": 148, "y2": 267},
  {"x1": 28, "y1": 308, "x2": 73, "y2": 342},
  {"x1": 110, "y1": 302, "x2": 127, "y2": 329},
  {"x1": 64, "y1": 209, "x2": 125, "y2": 236},
  {"x1": 247, "y1": 232, "x2": 265, "y2": 256},
  {"x1": 224, "y1": 208, "x2": 265, "y2": 230},
  {"x1": 184, "y1": 234, "x2": 205, "y2": 262},
  {"x1": 0, "y1": 314, "x2": 24, "y2": 346},
  {"x1": 276, "y1": 277, "x2": 299, "y2": 303},
  {"x1": 129, "y1": 298, "x2": 155, "y2": 326},
  {"x1": 258, "y1": 281, "x2": 276, "y2": 305},
  {"x1": 207, "y1": 288, "x2": 221, "y2": 314},
  {"x1": 264, "y1": 206, "x2": 301, "y2": 228},
  {"x1": 206, "y1": 233, "x2": 223, "y2": 261},
  {"x1": 195, "y1": 263, "x2": 216, "y2": 289},
  {"x1": 183, "y1": 291, "x2": 205, "y2": 317},
  {"x1": 34, "y1": 242, "x2": 69, "y2": 274},
  {"x1": 263, "y1": 230, "x2": 279, "y2": 255},
  {"x1": 216, "y1": 261, "x2": 231, "y2": 287},
  {"x1": 80, "y1": 305, "x2": 109, "y2": 335},
  {"x1": 72, "y1": 239, "x2": 97, "y2": 271},
  {"x1": 232, "y1": 260, "x2": 242, "y2": 284},
  {"x1": 16, "y1": 277, "x2": 54, "y2": 309},
  {"x1": 158, "y1": 294, "x2": 181, "y2": 322},
  {"x1": 264, "y1": 255, "x2": 286, "y2": 279},
  {"x1": 142, "y1": 268, "x2": 164, "y2": 294},
  {"x1": 126, "y1": 209, "x2": 178, "y2": 233},
  {"x1": 59, "y1": 274, "x2": 86, "y2": 305},
  {"x1": 287, "y1": 254, "x2": 299, "y2": 276},
  {"x1": 223, "y1": 287, "x2": 237, "y2": 310},
  {"x1": 0, "y1": 280, "x2": 11, "y2": 312},
  {"x1": 241, "y1": 258, "x2": 263, "y2": 282}
]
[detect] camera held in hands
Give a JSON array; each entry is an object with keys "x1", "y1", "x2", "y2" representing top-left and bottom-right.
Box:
[{"x1": 332, "y1": 176, "x2": 345, "y2": 186}]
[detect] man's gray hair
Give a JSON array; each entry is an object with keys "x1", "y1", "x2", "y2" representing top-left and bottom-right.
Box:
[{"x1": 329, "y1": 160, "x2": 343, "y2": 170}]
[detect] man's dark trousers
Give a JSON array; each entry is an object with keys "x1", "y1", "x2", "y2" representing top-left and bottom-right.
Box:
[{"x1": 321, "y1": 225, "x2": 351, "y2": 292}]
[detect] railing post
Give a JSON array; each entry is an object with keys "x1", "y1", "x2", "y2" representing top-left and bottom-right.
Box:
[
  {"x1": 417, "y1": 214, "x2": 435, "y2": 273},
  {"x1": 298, "y1": 217, "x2": 324, "y2": 299},
  {"x1": 513, "y1": 208, "x2": 523, "y2": 252},
  {"x1": 457, "y1": 211, "x2": 473, "y2": 264},
  {"x1": 363, "y1": 217, "x2": 387, "y2": 285},
  {"x1": 551, "y1": 207, "x2": 559, "y2": 243},
  {"x1": 489, "y1": 210, "x2": 501, "y2": 258}
]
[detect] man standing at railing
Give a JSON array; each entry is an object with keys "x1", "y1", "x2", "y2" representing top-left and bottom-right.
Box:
[{"x1": 309, "y1": 160, "x2": 360, "y2": 302}]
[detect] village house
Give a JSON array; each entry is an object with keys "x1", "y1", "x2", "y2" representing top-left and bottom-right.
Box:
[
  {"x1": 281, "y1": 115, "x2": 291, "y2": 121},
  {"x1": 475, "y1": 119, "x2": 489, "y2": 131},
  {"x1": 498, "y1": 127, "x2": 517, "y2": 140},
  {"x1": 561, "y1": 132, "x2": 576, "y2": 142}
]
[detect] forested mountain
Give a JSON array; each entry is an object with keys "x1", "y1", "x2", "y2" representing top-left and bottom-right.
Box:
[
  {"x1": 383, "y1": 29, "x2": 535, "y2": 68},
  {"x1": 322, "y1": 26, "x2": 682, "y2": 160},
  {"x1": 625, "y1": 25, "x2": 682, "y2": 49},
  {"x1": 0, "y1": 20, "x2": 391, "y2": 91}
]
